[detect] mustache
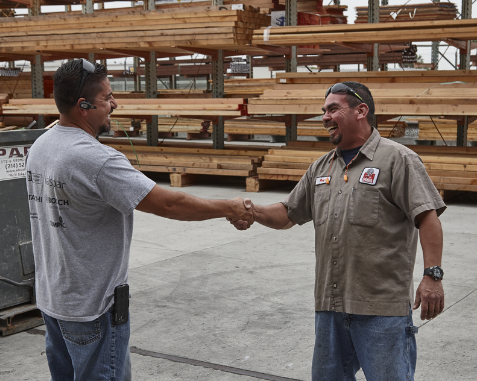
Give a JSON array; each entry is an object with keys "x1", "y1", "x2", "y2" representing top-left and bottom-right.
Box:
[
  {"x1": 109, "y1": 108, "x2": 114, "y2": 114},
  {"x1": 324, "y1": 121, "x2": 338, "y2": 128}
]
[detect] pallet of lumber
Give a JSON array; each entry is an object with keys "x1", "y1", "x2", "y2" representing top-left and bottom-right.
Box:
[
  {"x1": 222, "y1": 117, "x2": 404, "y2": 138},
  {"x1": 253, "y1": 18, "x2": 477, "y2": 46},
  {"x1": 410, "y1": 118, "x2": 477, "y2": 142},
  {"x1": 248, "y1": 81, "x2": 477, "y2": 117},
  {"x1": 103, "y1": 142, "x2": 268, "y2": 189},
  {"x1": 258, "y1": 144, "x2": 477, "y2": 193},
  {"x1": 2, "y1": 98, "x2": 248, "y2": 117},
  {"x1": 224, "y1": 78, "x2": 276, "y2": 96},
  {"x1": 274, "y1": 70, "x2": 477, "y2": 84},
  {"x1": 355, "y1": 2, "x2": 458, "y2": 23},
  {"x1": 0, "y1": 5, "x2": 271, "y2": 55}
]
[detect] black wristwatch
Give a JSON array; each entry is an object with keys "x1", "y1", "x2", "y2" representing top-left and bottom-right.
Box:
[{"x1": 424, "y1": 266, "x2": 444, "y2": 281}]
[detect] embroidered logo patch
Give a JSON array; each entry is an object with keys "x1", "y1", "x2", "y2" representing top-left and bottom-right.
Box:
[
  {"x1": 359, "y1": 168, "x2": 380, "y2": 185},
  {"x1": 316, "y1": 176, "x2": 331, "y2": 185}
]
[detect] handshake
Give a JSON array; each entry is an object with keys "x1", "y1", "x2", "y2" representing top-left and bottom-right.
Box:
[{"x1": 228, "y1": 197, "x2": 255, "y2": 231}]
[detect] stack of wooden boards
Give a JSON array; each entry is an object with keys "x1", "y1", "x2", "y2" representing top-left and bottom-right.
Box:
[
  {"x1": 248, "y1": 71, "x2": 477, "y2": 122},
  {"x1": 1, "y1": 98, "x2": 248, "y2": 117},
  {"x1": 103, "y1": 142, "x2": 267, "y2": 190},
  {"x1": 152, "y1": 0, "x2": 282, "y2": 15},
  {"x1": 355, "y1": 2, "x2": 458, "y2": 23},
  {"x1": 253, "y1": 18, "x2": 477, "y2": 45},
  {"x1": 257, "y1": 142, "x2": 477, "y2": 193},
  {"x1": 412, "y1": 118, "x2": 477, "y2": 142},
  {"x1": 0, "y1": 5, "x2": 271, "y2": 57}
]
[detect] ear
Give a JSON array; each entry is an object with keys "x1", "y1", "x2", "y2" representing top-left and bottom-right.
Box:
[
  {"x1": 355, "y1": 103, "x2": 369, "y2": 121},
  {"x1": 76, "y1": 98, "x2": 89, "y2": 116}
]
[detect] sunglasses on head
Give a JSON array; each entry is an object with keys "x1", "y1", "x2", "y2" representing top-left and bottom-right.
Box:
[
  {"x1": 74, "y1": 59, "x2": 95, "y2": 103},
  {"x1": 325, "y1": 83, "x2": 364, "y2": 103}
]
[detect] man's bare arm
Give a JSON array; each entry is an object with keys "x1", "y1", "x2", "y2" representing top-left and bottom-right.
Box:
[
  {"x1": 136, "y1": 185, "x2": 253, "y2": 226},
  {"x1": 413, "y1": 209, "x2": 444, "y2": 320},
  {"x1": 230, "y1": 199, "x2": 294, "y2": 230}
]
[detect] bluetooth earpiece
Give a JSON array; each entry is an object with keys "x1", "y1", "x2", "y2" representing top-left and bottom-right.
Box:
[{"x1": 79, "y1": 100, "x2": 97, "y2": 110}]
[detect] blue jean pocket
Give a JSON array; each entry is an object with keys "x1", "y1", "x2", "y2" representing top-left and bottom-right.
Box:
[{"x1": 58, "y1": 319, "x2": 101, "y2": 346}]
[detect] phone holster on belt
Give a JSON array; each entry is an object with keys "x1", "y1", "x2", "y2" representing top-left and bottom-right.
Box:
[{"x1": 113, "y1": 284, "x2": 129, "y2": 326}]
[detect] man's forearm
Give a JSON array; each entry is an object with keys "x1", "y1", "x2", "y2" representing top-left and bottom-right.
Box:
[
  {"x1": 253, "y1": 203, "x2": 294, "y2": 230},
  {"x1": 136, "y1": 185, "x2": 251, "y2": 223},
  {"x1": 417, "y1": 210, "x2": 443, "y2": 267}
]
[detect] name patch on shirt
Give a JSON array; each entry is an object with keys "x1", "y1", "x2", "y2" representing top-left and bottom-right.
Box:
[
  {"x1": 359, "y1": 168, "x2": 380, "y2": 185},
  {"x1": 316, "y1": 176, "x2": 331, "y2": 185}
]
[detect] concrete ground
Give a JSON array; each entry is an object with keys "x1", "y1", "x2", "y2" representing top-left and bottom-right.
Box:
[{"x1": 1, "y1": 177, "x2": 476, "y2": 381}]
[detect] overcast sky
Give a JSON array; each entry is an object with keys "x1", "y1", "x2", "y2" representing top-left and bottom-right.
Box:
[{"x1": 16, "y1": 0, "x2": 477, "y2": 24}]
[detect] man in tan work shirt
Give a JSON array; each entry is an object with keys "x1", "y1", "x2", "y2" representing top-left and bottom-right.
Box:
[{"x1": 231, "y1": 82, "x2": 446, "y2": 381}]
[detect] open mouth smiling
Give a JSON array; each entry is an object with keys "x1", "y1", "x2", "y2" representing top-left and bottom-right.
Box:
[{"x1": 326, "y1": 125, "x2": 338, "y2": 135}]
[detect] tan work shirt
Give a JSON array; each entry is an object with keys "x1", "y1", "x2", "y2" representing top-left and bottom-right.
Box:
[{"x1": 283, "y1": 128, "x2": 446, "y2": 316}]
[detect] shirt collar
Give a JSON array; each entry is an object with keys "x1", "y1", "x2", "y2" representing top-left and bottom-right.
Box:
[
  {"x1": 359, "y1": 127, "x2": 381, "y2": 161},
  {"x1": 327, "y1": 127, "x2": 380, "y2": 163}
]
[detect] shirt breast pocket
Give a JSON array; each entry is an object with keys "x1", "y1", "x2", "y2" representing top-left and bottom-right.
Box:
[
  {"x1": 348, "y1": 188, "x2": 380, "y2": 227},
  {"x1": 314, "y1": 188, "x2": 330, "y2": 226}
]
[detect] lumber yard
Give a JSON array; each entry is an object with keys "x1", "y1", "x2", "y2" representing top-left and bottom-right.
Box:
[{"x1": 1, "y1": 1, "x2": 477, "y2": 380}]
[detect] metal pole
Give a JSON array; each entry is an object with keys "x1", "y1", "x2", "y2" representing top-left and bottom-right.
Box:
[
  {"x1": 28, "y1": 0, "x2": 41, "y2": 16},
  {"x1": 367, "y1": 0, "x2": 379, "y2": 71},
  {"x1": 431, "y1": 1, "x2": 440, "y2": 70},
  {"x1": 212, "y1": 0, "x2": 225, "y2": 149},
  {"x1": 82, "y1": 0, "x2": 94, "y2": 14},
  {"x1": 212, "y1": 49, "x2": 225, "y2": 149},
  {"x1": 133, "y1": 57, "x2": 139, "y2": 92},
  {"x1": 285, "y1": 0, "x2": 298, "y2": 73},
  {"x1": 285, "y1": 0, "x2": 298, "y2": 144},
  {"x1": 31, "y1": 55, "x2": 45, "y2": 129},
  {"x1": 457, "y1": 0, "x2": 472, "y2": 146},
  {"x1": 170, "y1": 58, "x2": 177, "y2": 90},
  {"x1": 144, "y1": 0, "x2": 158, "y2": 146}
]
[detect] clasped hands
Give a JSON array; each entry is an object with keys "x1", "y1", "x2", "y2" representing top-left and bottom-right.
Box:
[{"x1": 229, "y1": 197, "x2": 255, "y2": 230}]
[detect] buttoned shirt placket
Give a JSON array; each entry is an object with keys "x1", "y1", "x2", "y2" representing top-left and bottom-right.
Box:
[{"x1": 328, "y1": 151, "x2": 359, "y2": 313}]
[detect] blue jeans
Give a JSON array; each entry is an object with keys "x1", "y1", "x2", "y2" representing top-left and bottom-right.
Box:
[
  {"x1": 42, "y1": 307, "x2": 131, "y2": 381},
  {"x1": 312, "y1": 308, "x2": 417, "y2": 381}
]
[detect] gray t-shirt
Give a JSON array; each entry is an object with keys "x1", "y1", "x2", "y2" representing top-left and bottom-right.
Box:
[{"x1": 26, "y1": 125, "x2": 155, "y2": 321}]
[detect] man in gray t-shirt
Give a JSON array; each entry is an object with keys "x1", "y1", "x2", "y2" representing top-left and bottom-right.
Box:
[{"x1": 27, "y1": 59, "x2": 252, "y2": 381}]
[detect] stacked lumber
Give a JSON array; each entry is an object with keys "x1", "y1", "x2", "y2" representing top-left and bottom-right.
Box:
[
  {"x1": 316, "y1": 5, "x2": 347, "y2": 24},
  {"x1": 253, "y1": 18, "x2": 477, "y2": 46},
  {"x1": 411, "y1": 118, "x2": 477, "y2": 142},
  {"x1": 223, "y1": 118, "x2": 404, "y2": 138},
  {"x1": 277, "y1": 0, "x2": 322, "y2": 13},
  {"x1": 258, "y1": 144, "x2": 477, "y2": 193},
  {"x1": 0, "y1": 5, "x2": 271, "y2": 56},
  {"x1": 154, "y1": 0, "x2": 281, "y2": 15},
  {"x1": 410, "y1": 145, "x2": 477, "y2": 192},
  {"x1": 247, "y1": 72, "x2": 477, "y2": 119},
  {"x1": 224, "y1": 78, "x2": 276, "y2": 96},
  {"x1": 2, "y1": 98, "x2": 248, "y2": 117},
  {"x1": 0, "y1": 77, "x2": 33, "y2": 98},
  {"x1": 104, "y1": 143, "x2": 268, "y2": 188},
  {"x1": 355, "y1": 3, "x2": 458, "y2": 23}
]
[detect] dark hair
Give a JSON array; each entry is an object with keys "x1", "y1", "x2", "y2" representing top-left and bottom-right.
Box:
[
  {"x1": 53, "y1": 60, "x2": 108, "y2": 114},
  {"x1": 342, "y1": 81, "x2": 375, "y2": 126}
]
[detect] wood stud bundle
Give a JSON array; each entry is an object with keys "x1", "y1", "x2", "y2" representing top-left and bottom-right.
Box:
[
  {"x1": 253, "y1": 18, "x2": 477, "y2": 46},
  {"x1": 248, "y1": 71, "x2": 477, "y2": 118},
  {"x1": 355, "y1": 2, "x2": 458, "y2": 24},
  {"x1": 0, "y1": 5, "x2": 271, "y2": 56},
  {"x1": 258, "y1": 144, "x2": 477, "y2": 193},
  {"x1": 1, "y1": 98, "x2": 248, "y2": 117},
  {"x1": 104, "y1": 143, "x2": 267, "y2": 181}
]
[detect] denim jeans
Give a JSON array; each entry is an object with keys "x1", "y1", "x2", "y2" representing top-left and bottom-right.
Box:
[
  {"x1": 42, "y1": 307, "x2": 131, "y2": 381},
  {"x1": 312, "y1": 308, "x2": 417, "y2": 381}
]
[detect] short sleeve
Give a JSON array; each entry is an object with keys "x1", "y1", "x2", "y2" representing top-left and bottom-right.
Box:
[
  {"x1": 391, "y1": 152, "x2": 446, "y2": 224},
  {"x1": 282, "y1": 167, "x2": 314, "y2": 225},
  {"x1": 95, "y1": 152, "x2": 156, "y2": 215}
]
